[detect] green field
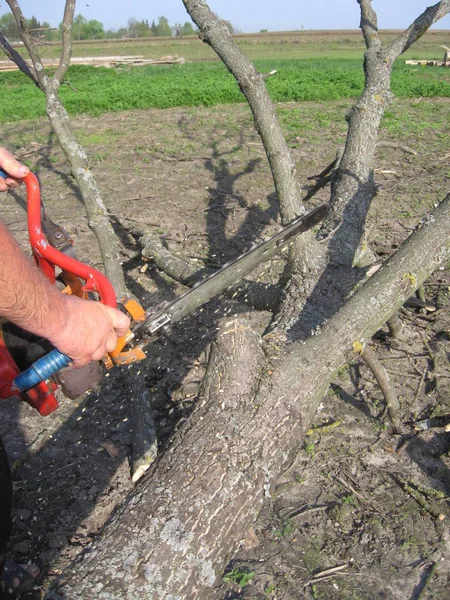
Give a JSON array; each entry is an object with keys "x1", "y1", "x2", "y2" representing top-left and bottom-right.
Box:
[
  {"x1": 12, "y1": 29, "x2": 450, "y2": 62},
  {"x1": 1, "y1": 30, "x2": 449, "y2": 122}
]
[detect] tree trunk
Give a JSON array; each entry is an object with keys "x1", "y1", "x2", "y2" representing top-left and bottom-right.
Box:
[
  {"x1": 46, "y1": 195, "x2": 450, "y2": 598},
  {"x1": 44, "y1": 3, "x2": 450, "y2": 596},
  {"x1": 3, "y1": 1, "x2": 449, "y2": 597}
]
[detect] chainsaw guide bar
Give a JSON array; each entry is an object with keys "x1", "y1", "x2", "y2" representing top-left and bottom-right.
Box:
[{"x1": 136, "y1": 204, "x2": 327, "y2": 339}]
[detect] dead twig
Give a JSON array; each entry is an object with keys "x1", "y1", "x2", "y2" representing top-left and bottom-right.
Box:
[
  {"x1": 376, "y1": 140, "x2": 417, "y2": 155},
  {"x1": 361, "y1": 345, "x2": 401, "y2": 431},
  {"x1": 281, "y1": 503, "x2": 333, "y2": 520},
  {"x1": 413, "y1": 366, "x2": 428, "y2": 404},
  {"x1": 305, "y1": 563, "x2": 349, "y2": 586}
]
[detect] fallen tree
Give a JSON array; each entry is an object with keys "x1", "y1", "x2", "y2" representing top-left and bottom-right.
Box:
[
  {"x1": 47, "y1": 192, "x2": 450, "y2": 598},
  {"x1": 42, "y1": 0, "x2": 450, "y2": 598}
]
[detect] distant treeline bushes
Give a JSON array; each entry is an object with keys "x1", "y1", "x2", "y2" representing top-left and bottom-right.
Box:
[{"x1": 0, "y1": 13, "x2": 203, "y2": 42}]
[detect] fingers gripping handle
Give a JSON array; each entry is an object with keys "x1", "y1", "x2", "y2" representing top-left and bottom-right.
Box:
[{"x1": 13, "y1": 350, "x2": 71, "y2": 392}]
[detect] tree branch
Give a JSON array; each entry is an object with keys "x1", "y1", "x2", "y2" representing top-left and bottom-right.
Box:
[
  {"x1": 5, "y1": 0, "x2": 48, "y2": 89},
  {"x1": 46, "y1": 195, "x2": 450, "y2": 598},
  {"x1": 5, "y1": 0, "x2": 128, "y2": 296},
  {"x1": 55, "y1": 0, "x2": 76, "y2": 83},
  {"x1": 358, "y1": 0, "x2": 381, "y2": 50},
  {"x1": 386, "y1": 0, "x2": 450, "y2": 62},
  {"x1": 182, "y1": 0, "x2": 302, "y2": 224},
  {"x1": 0, "y1": 30, "x2": 39, "y2": 86},
  {"x1": 361, "y1": 344, "x2": 401, "y2": 430}
]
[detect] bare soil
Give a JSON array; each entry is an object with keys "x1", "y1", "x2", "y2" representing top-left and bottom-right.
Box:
[{"x1": 0, "y1": 98, "x2": 449, "y2": 599}]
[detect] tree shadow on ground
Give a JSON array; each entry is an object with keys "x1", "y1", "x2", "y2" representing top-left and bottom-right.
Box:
[
  {"x1": 2, "y1": 122, "x2": 285, "y2": 596},
  {"x1": 288, "y1": 173, "x2": 374, "y2": 340}
]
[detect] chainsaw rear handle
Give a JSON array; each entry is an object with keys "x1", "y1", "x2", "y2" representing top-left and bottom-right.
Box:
[
  {"x1": 13, "y1": 349, "x2": 71, "y2": 392},
  {"x1": 1, "y1": 169, "x2": 116, "y2": 306},
  {"x1": 0, "y1": 169, "x2": 120, "y2": 390}
]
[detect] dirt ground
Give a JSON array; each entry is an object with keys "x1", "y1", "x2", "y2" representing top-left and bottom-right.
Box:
[{"x1": 0, "y1": 98, "x2": 450, "y2": 599}]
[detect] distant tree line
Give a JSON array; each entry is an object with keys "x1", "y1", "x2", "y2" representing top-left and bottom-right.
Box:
[{"x1": 0, "y1": 13, "x2": 231, "y2": 42}]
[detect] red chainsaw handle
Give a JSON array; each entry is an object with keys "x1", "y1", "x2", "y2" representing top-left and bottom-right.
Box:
[{"x1": 24, "y1": 172, "x2": 117, "y2": 308}]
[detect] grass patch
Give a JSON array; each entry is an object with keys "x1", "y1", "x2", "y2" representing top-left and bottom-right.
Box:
[
  {"x1": 222, "y1": 567, "x2": 255, "y2": 588},
  {"x1": 1, "y1": 59, "x2": 450, "y2": 123}
]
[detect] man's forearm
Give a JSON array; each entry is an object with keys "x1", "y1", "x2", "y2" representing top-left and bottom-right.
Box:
[{"x1": 0, "y1": 220, "x2": 67, "y2": 341}]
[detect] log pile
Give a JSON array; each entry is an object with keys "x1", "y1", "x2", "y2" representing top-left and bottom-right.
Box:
[
  {"x1": 404, "y1": 59, "x2": 450, "y2": 66},
  {"x1": 404, "y1": 45, "x2": 450, "y2": 67},
  {"x1": 0, "y1": 55, "x2": 185, "y2": 71}
]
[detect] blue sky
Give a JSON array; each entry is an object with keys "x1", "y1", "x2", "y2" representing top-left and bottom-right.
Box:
[{"x1": 1, "y1": 1, "x2": 449, "y2": 33}]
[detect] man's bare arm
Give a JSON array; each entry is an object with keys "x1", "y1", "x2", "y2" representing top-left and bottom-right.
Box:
[{"x1": 0, "y1": 221, "x2": 129, "y2": 366}]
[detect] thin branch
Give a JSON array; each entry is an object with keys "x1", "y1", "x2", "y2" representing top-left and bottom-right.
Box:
[
  {"x1": 358, "y1": 0, "x2": 381, "y2": 50},
  {"x1": 55, "y1": 0, "x2": 76, "y2": 83},
  {"x1": 6, "y1": 0, "x2": 47, "y2": 88},
  {"x1": 0, "y1": 29, "x2": 39, "y2": 86},
  {"x1": 376, "y1": 141, "x2": 417, "y2": 156},
  {"x1": 386, "y1": 0, "x2": 450, "y2": 62}
]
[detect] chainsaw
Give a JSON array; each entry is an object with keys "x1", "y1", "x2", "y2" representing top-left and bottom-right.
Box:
[{"x1": 0, "y1": 170, "x2": 326, "y2": 416}]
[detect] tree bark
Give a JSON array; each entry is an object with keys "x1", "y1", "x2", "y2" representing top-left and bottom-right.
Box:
[
  {"x1": 181, "y1": 0, "x2": 323, "y2": 301},
  {"x1": 182, "y1": 0, "x2": 302, "y2": 224},
  {"x1": 276, "y1": 0, "x2": 450, "y2": 337},
  {"x1": 46, "y1": 195, "x2": 450, "y2": 598}
]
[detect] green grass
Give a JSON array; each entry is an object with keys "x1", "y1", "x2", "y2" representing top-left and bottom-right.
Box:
[{"x1": 1, "y1": 58, "x2": 450, "y2": 123}]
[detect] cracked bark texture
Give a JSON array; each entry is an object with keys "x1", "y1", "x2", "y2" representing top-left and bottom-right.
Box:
[
  {"x1": 47, "y1": 197, "x2": 450, "y2": 599},
  {"x1": 3, "y1": 0, "x2": 127, "y2": 296}
]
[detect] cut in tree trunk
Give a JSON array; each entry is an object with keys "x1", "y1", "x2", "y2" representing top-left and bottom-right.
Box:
[{"x1": 46, "y1": 195, "x2": 450, "y2": 599}]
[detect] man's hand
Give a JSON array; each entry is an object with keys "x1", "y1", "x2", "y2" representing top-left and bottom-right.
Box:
[
  {"x1": 0, "y1": 147, "x2": 29, "y2": 191},
  {"x1": 47, "y1": 295, "x2": 130, "y2": 368}
]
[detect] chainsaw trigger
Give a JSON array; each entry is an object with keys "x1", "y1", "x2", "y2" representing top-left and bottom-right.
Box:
[{"x1": 110, "y1": 346, "x2": 147, "y2": 366}]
